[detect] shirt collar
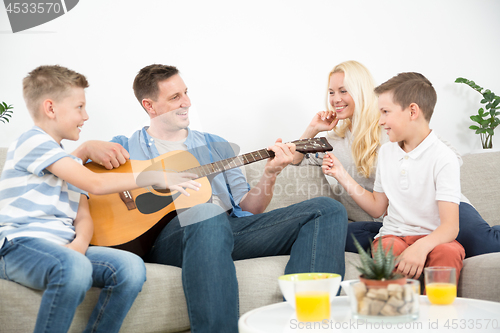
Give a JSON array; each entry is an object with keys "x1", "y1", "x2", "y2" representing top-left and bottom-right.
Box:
[
  {"x1": 141, "y1": 126, "x2": 193, "y2": 146},
  {"x1": 397, "y1": 130, "x2": 437, "y2": 160}
]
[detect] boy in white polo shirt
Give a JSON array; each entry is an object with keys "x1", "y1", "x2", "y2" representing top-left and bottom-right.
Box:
[{"x1": 322, "y1": 72, "x2": 464, "y2": 284}]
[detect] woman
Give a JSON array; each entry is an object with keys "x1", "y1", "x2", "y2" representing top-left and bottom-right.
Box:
[{"x1": 293, "y1": 60, "x2": 500, "y2": 258}]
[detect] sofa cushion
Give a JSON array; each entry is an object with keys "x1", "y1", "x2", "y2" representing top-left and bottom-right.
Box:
[
  {"x1": 243, "y1": 161, "x2": 336, "y2": 213},
  {"x1": 0, "y1": 263, "x2": 190, "y2": 333}
]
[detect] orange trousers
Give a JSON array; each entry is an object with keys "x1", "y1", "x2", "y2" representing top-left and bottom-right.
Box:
[{"x1": 373, "y1": 235, "x2": 465, "y2": 287}]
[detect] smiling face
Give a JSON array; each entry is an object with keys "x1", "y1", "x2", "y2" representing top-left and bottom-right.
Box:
[
  {"x1": 146, "y1": 74, "x2": 191, "y2": 135},
  {"x1": 52, "y1": 87, "x2": 88, "y2": 143},
  {"x1": 378, "y1": 91, "x2": 409, "y2": 143},
  {"x1": 328, "y1": 72, "x2": 355, "y2": 121}
]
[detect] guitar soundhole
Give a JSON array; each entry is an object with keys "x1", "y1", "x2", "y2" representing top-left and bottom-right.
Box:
[{"x1": 135, "y1": 191, "x2": 181, "y2": 214}]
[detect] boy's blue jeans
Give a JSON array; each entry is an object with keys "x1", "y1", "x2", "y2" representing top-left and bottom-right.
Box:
[
  {"x1": 0, "y1": 238, "x2": 146, "y2": 333},
  {"x1": 145, "y1": 196, "x2": 348, "y2": 333}
]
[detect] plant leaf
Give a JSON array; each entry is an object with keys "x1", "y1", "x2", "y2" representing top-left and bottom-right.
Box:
[
  {"x1": 373, "y1": 239, "x2": 385, "y2": 276},
  {"x1": 470, "y1": 115, "x2": 483, "y2": 123},
  {"x1": 351, "y1": 235, "x2": 376, "y2": 278},
  {"x1": 383, "y1": 243, "x2": 396, "y2": 278}
]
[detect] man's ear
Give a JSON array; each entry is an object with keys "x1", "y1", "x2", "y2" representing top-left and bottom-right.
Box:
[
  {"x1": 42, "y1": 99, "x2": 56, "y2": 119},
  {"x1": 142, "y1": 99, "x2": 155, "y2": 116}
]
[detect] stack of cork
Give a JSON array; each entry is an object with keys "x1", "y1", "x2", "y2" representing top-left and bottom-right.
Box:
[{"x1": 352, "y1": 282, "x2": 418, "y2": 316}]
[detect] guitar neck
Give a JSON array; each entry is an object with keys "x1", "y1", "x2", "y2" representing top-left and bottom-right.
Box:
[
  {"x1": 184, "y1": 148, "x2": 274, "y2": 178},
  {"x1": 178, "y1": 137, "x2": 332, "y2": 179}
]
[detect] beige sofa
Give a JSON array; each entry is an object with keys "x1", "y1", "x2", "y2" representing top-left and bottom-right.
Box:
[{"x1": 0, "y1": 147, "x2": 499, "y2": 332}]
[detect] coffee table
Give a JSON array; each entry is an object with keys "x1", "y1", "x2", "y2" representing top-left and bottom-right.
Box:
[{"x1": 239, "y1": 296, "x2": 500, "y2": 332}]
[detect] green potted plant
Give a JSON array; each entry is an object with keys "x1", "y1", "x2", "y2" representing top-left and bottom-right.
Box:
[
  {"x1": 0, "y1": 102, "x2": 14, "y2": 124},
  {"x1": 455, "y1": 78, "x2": 500, "y2": 149}
]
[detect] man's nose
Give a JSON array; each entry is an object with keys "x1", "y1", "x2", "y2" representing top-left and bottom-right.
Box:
[{"x1": 181, "y1": 94, "x2": 191, "y2": 108}]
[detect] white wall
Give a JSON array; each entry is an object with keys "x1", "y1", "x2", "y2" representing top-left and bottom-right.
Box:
[{"x1": 1, "y1": 0, "x2": 499, "y2": 156}]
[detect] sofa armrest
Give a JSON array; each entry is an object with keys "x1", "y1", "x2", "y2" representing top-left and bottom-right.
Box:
[
  {"x1": 458, "y1": 252, "x2": 500, "y2": 302},
  {"x1": 461, "y1": 151, "x2": 500, "y2": 227}
]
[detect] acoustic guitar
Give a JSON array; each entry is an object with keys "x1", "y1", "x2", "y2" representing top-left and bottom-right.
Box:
[{"x1": 86, "y1": 137, "x2": 332, "y2": 257}]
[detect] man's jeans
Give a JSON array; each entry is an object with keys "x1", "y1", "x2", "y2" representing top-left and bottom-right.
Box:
[
  {"x1": 0, "y1": 237, "x2": 146, "y2": 333},
  {"x1": 345, "y1": 202, "x2": 500, "y2": 258},
  {"x1": 145, "y1": 196, "x2": 348, "y2": 333}
]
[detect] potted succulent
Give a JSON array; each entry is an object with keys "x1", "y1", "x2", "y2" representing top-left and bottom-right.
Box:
[
  {"x1": 0, "y1": 102, "x2": 14, "y2": 124},
  {"x1": 349, "y1": 236, "x2": 419, "y2": 318},
  {"x1": 455, "y1": 78, "x2": 500, "y2": 149}
]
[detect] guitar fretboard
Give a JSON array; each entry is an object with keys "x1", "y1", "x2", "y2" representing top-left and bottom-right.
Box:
[{"x1": 184, "y1": 148, "x2": 275, "y2": 178}]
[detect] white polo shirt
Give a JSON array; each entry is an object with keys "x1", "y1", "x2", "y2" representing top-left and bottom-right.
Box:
[{"x1": 374, "y1": 131, "x2": 461, "y2": 238}]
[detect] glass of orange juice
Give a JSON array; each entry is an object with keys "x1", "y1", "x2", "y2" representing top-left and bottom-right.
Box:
[
  {"x1": 294, "y1": 279, "x2": 331, "y2": 322},
  {"x1": 424, "y1": 267, "x2": 457, "y2": 305}
]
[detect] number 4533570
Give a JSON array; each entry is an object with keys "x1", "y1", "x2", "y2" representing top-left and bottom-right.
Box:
[
  {"x1": 6, "y1": 2, "x2": 62, "y2": 14},
  {"x1": 444, "y1": 319, "x2": 499, "y2": 330}
]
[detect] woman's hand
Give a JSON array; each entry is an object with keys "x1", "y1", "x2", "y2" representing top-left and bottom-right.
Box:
[
  {"x1": 308, "y1": 111, "x2": 339, "y2": 134},
  {"x1": 321, "y1": 152, "x2": 347, "y2": 181}
]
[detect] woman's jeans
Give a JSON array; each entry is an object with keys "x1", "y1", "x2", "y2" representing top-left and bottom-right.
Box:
[
  {"x1": 145, "y1": 196, "x2": 348, "y2": 333},
  {"x1": 345, "y1": 202, "x2": 500, "y2": 258},
  {"x1": 0, "y1": 237, "x2": 146, "y2": 333}
]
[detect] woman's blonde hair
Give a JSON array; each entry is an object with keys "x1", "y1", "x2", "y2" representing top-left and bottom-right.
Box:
[{"x1": 327, "y1": 60, "x2": 381, "y2": 177}]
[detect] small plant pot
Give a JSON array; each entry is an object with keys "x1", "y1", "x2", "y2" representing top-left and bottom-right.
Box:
[
  {"x1": 359, "y1": 276, "x2": 407, "y2": 289},
  {"x1": 348, "y1": 279, "x2": 419, "y2": 322}
]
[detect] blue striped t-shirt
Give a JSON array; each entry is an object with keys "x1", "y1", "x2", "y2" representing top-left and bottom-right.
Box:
[{"x1": 0, "y1": 126, "x2": 87, "y2": 248}]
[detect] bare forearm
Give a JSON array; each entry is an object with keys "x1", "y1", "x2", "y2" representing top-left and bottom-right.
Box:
[
  {"x1": 80, "y1": 172, "x2": 141, "y2": 195},
  {"x1": 68, "y1": 197, "x2": 94, "y2": 255},
  {"x1": 415, "y1": 202, "x2": 460, "y2": 253},
  {"x1": 411, "y1": 226, "x2": 459, "y2": 257},
  {"x1": 239, "y1": 172, "x2": 277, "y2": 214},
  {"x1": 73, "y1": 218, "x2": 93, "y2": 246},
  {"x1": 336, "y1": 170, "x2": 386, "y2": 218}
]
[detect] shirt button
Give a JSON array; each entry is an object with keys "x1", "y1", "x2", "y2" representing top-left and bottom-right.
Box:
[
  {"x1": 401, "y1": 170, "x2": 406, "y2": 175},
  {"x1": 404, "y1": 156, "x2": 409, "y2": 160}
]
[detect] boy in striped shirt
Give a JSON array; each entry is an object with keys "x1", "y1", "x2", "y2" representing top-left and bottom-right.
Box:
[{"x1": 0, "y1": 65, "x2": 195, "y2": 333}]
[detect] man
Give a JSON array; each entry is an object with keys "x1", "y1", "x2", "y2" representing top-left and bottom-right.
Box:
[{"x1": 90, "y1": 64, "x2": 348, "y2": 333}]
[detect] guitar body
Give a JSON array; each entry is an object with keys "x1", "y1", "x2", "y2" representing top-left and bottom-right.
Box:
[{"x1": 86, "y1": 150, "x2": 212, "y2": 257}]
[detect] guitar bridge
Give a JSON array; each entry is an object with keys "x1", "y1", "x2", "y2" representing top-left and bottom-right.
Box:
[{"x1": 119, "y1": 191, "x2": 137, "y2": 210}]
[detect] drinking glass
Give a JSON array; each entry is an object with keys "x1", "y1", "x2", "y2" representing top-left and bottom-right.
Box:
[
  {"x1": 294, "y1": 279, "x2": 331, "y2": 322},
  {"x1": 424, "y1": 266, "x2": 457, "y2": 305}
]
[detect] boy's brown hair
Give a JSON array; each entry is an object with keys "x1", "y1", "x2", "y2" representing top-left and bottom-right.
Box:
[
  {"x1": 133, "y1": 64, "x2": 179, "y2": 111},
  {"x1": 374, "y1": 72, "x2": 437, "y2": 121},
  {"x1": 23, "y1": 65, "x2": 89, "y2": 118}
]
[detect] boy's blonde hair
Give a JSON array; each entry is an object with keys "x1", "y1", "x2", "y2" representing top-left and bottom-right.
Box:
[
  {"x1": 327, "y1": 60, "x2": 381, "y2": 178},
  {"x1": 23, "y1": 65, "x2": 89, "y2": 118},
  {"x1": 374, "y1": 72, "x2": 437, "y2": 121}
]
